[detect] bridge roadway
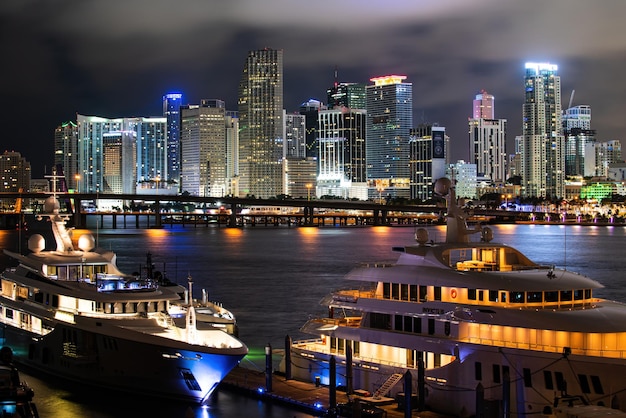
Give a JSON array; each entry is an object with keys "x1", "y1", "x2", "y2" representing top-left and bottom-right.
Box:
[{"x1": 1, "y1": 192, "x2": 445, "y2": 228}]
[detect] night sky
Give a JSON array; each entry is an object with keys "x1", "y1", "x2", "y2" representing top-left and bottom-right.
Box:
[{"x1": 2, "y1": 0, "x2": 625, "y2": 178}]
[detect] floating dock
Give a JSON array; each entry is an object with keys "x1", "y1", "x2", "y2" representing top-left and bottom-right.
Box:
[{"x1": 219, "y1": 366, "x2": 452, "y2": 417}]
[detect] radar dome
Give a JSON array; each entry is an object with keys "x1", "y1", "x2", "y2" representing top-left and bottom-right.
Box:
[
  {"x1": 78, "y1": 234, "x2": 96, "y2": 252},
  {"x1": 415, "y1": 228, "x2": 429, "y2": 245},
  {"x1": 28, "y1": 234, "x2": 46, "y2": 253},
  {"x1": 434, "y1": 178, "x2": 451, "y2": 196},
  {"x1": 43, "y1": 196, "x2": 60, "y2": 213},
  {"x1": 481, "y1": 227, "x2": 493, "y2": 242}
]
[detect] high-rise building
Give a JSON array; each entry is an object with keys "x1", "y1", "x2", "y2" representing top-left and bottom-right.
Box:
[
  {"x1": 133, "y1": 117, "x2": 167, "y2": 186},
  {"x1": 473, "y1": 90, "x2": 494, "y2": 119},
  {"x1": 102, "y1": 131, "x2": 137, "y2": 195},
  {"x1": 520, "y1": 62, "x2": 564, "y2": 198},
  {"x1": 54, "y1": 121, "x2": 78, "y2": 191},
  {"x1": 585, "y1": 140, "x2": 622, "y2": 178},
  {"x1": 563, "y1": 105, "x2": 595, "y2": 178},
  {"x1": 180, "y1": 100, "x2": 231, "y2": 197},
  {"x1": 299, "y1": 99, "x2": 326, "y2": 163},
  {"x1": 0, "y1": 151, "x2": 31, "y2": 193},
  {"x1": 283, "y1": 112, "x2": 307, "y2": 159},
  {"x1": 163, "y1": 93, "x2": 182, "y2": 187},
  {"x1": 238, "y1": 48, "x2": 284, "y2": 198},
  {"x1": 563, "y1": 105, "x2": 591, "y2": 130},
  {"x1": 468, "y1": 104, "x2": 507, "y2": 185},
  {"x1": 317, "y1": 107, "x2": 367, "y2": 199},
  {"x1": 327, "y1": 81, "x2": 366, "y2": 110},
  {"x1": 409, "y1": 124, "x2": 446, "y2": 201},
  {"x1": 366, "y1": 75, "x2": 413, "y2": 200}
]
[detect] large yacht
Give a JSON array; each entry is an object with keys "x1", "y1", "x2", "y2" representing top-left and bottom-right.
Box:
[
  {"x1": 0, "y1": 182, "x2": 247, "y2": 404},
  {"x1": 285, "y1": 178, "x2": 626, "y2": 416}
]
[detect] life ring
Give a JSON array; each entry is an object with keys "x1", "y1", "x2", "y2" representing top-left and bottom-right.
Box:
[{"x1": 450, "y1": 289, "x2": 457, "y2": 299}]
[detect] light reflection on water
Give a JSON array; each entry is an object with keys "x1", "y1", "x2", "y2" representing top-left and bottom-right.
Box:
[{"x1": 1, "y1": 223, "x2": 626, "y2": 417}]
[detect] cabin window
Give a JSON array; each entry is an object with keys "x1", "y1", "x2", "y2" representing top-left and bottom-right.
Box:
[
  {"x1": 578, "y1": 374, "x2": 591, "y2": 393},
  {"x1": 52, "y1": 295, "x2": 59, "y2": 308},
  {"x1": 478, "y1": 290, "x2": 484, "y2": 302},
  {"x1": 6, "y1": 309, "x2": 13, "y2": 320},
  {"x1": 353, "y1": 341, "x2": 360, "y2": 357},
  {"x1": 523, "y1": 368, "x2": 532, "y2": 387},
  {"x1": 503, "y1": 365, "x2": 510, "y2": 382},
  {"x1": 474, "y1": 362, "x2": 482, "y2": 380},
  {"x1": 404, "y1": 316, "x2": 413, "y2": 333},
  {"x1": 370, "y1": 313, "x2": 391, "y2": 330},
  {"x1": 555, "y1": 372, "x2": 566, "y2": 391},
  {"x1": 527, "y1": 292, "x2": 542, "y2": 303},
  {"x1": 444, "y1": 321, "x2": 450, "y2": 336},
  {"x1": 560, "y1": 290, "x2": 573, "y2": 301},
  {"x1": 573, "y1": 289, "x2": 584, "y2": 300},
  {"x1": 419, "y1": 286, "x2": 427, "y2": 302},
  {"x1": 492, "y1": 365, "x2": 501, "y2": 383},
  {"x1": 489, "y1": 290, "x2": 498, "y2": 302},
  {"x1": 391, "y1": 283, "x2": 400, "y2": 300},
  {"x1": 410, "y1": 285, "x2": 418, "y2": 302},
  {"x1": 585, "y1": 289, "x2": 592, "y2": 299},
  {"x1": 34, "y1": 292, "x2": 44, "y2": 303},
  {"x1": 413, "y1": 317, "x2": 421, "y2": 334},
  {"x1": 401, "y1": 284, "x2": 409, "y2": 301},
  {"x1": 543, "y1": 371, "x2": 554, "y2": 390},
  {"x1": 383, "y1": 283, "x2": 390, "y2": 299},
  {"x1": 468, "y1": 289, "x2": 477, "y2": 300},
  {"x1": 590, "y1": 375, "x2": 603, "y2": 394},
  {"x1": 545, "y1": 291, "x2": 558, "y2": 302},
  {"x1": 434, "y1": 287, "x2": 441, "y2": 301},
  {"x1": 510, "y1": 292, "x2": 524, "y2": 303},
  {"x1": 428, "y1": 318, "x2": 435, "y2": 335},
  {"x1": 337, "y1": 339, "x2": 345, "y2": 354},
  {"x1": 394, "y1": 315, "x2": 403, "y2": 331},
  {"x1": 500, "y1": 292, "x2": 507, "y2": 303}
]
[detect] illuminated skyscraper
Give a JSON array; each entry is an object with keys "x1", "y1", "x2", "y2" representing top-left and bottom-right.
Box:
[
  {"x1": 54, "y1": 121, "x2": 78, "y2": 191},
  {"x1": 468, "y1": 90, "x2": 507, "y2": 185},
  {"x1": 238, "y1": 48, "x2": 284, "y2": 198},
  {"x1": 521, "y1": 62, "x2": 564, "y2": 198},
  {"x1": 366, "y1": 75, "x2": 413, "y2": 199},
  {"x1": 163, "y1": 93, "x2": 182, "y2": 187}
]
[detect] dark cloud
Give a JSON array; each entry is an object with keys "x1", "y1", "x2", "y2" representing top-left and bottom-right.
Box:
[{"x1": 1, "y1": 0, "x2": 625, "y2": 177}]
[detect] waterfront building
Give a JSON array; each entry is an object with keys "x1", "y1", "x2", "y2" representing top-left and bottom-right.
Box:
[
  {"x1": 366, "y1": 75, "x2": 413, "y2": 200},
  {"x1": 520, "y1": 62, "x2": 565, "y2": 199},
  {"x1": 133, "y1": 117, "x2": 167, "y2": 190},
  {"x1": 299, "y1": 99, "x2": 326, "y2": 163},
  {"x1": 102, "y1": 130, "x2": 137, "y2": 195},
  {"x1": 565, "y1": 128, "x2": 596, "y2": 177},
  {"x1": 163, "y1": 93, "x2": 182, "y2": 188},
  {"x1": 447, "y1": 161, "x2": 478, "y2": 200},
  {"x1": 54, "y1": 121, "x2": 79, "y2": 191},
  {"x1": 284, "y1": 112, "x2": 307, "y2": 159},
  {"x1": 585, "y1": 140, "x2": 622, "y2": 178},
  {"x1": 317, "y1": 107, "x2": 367, "y2": 199},
  {"x1": 180, "y1": 99, "x2": 231, "y2": 197},
  {"x1": 409, "y1": 124, "x2": 446, "y2": 201},
  {"x1": 238, "y1": 48, "x2": 284, "y2": 198},
  {"x1": 284, "y1": 157, "x2": 317, "y2": 199},
  {"x1": 225, "y1": 111, "x2": 240, "y2": 197},
  {"x1": 468, "y1": 91, "x2": 507, "y2": 185}
]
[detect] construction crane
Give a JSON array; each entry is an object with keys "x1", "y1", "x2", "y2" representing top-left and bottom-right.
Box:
[{"x1": 568, "y1": 89, "x2": 575, "y2": 109}]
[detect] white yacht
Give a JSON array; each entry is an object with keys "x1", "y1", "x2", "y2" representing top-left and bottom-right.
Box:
[
  {"x1": 0, "y1": 188, "x2": 247, "y2": 404},
  {"x1": 285, "y1": 178, "x2": 626, "y2": 416}
]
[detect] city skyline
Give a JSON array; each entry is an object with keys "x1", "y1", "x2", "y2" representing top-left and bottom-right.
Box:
[{"x1": 2, "y1": 1, "x2": 626, "y2": 177}]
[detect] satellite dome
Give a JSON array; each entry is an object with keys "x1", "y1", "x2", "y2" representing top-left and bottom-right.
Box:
[
  {"x1": 28, "y1": 234, "x2": 46, "y2": 253},
  {"x1": 44, "y1": 196, "x2": 60, "y2": 213},
  {"x1": 434, "y1": 178, "x2": 451, "y2": 196},
  {"x1": 78, "y1": 234, "x2": 96, "y2": 252}
]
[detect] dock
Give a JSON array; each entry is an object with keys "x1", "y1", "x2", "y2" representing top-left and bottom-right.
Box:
[{"x1": 219, "y1": 366, "x2": 452, "y2": 417}]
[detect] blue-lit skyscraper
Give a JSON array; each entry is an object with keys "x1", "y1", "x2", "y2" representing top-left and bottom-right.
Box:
[
  {"x1": 366, "y1": 75, "x2": 413, "y2": 199},
  {"x1": 163, "y1": 93, "x2": 182, "y2": 189}
]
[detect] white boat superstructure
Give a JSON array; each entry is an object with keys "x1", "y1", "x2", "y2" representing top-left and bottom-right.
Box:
[
  {"x1": 0, "y1": 183, "x2": 247, "y2": 404},
  {"x1": 285, "y1": 178, "x2": 626, "y2": 416}
]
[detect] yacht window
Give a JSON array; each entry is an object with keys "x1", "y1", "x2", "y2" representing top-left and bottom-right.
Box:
[
  {"x1": 573, "y1": 289, "x2": 584, "y2": 300},
  {"x1": 510, "y1": 292, "x2": 524, "y2": 303},
  {"x1": 544, "y1": 371, "x2": 554, "y2": 390},
  {"x1": 401, "y1": 284, "x2": 409, "y2": 301},
  {"x1": 523, "y1": 368, "x2": 532, "y2": 387},
  {"x1": 434, "y1": 287, "x2": 441, "y2": 301},
  {"x1": 353, "y1": 341, "x2": 360, "y2": 357},
  {"x1": 585, "y1": 289, "x2": 592, "y2": 299},
  {"x1": 560, "y1": 290, "x2": 573, "y2": 301},
  {"x1": 555, "y1": 372, "x2": 566, "y2": 391},
  {"x1": 590, "y1": 375, "x2": 603, "y2": 394},
  {"x1": 527, "y1": 292, "x2": 542, "y2": 303},
  {"x1": 394, "y1": 315, "x2": 403, "y2": 331},
  {"x1": 404, "y1": 316, "x2": 412, "y2": 333},
  {"x1": 474, "y1": 362, "x2": 482, "y2": 380},
  {"x1": 391, "y1": 283, "x2": 400, "y2": 300},
  {"x1": 413, "y1": 317, "x2": 421, "y2": 334},
  {"x1": 444, "y1": 322, "x2": 450, "y2": 336},
  {"x1": 578, "y1": 374, "x2": 590, "y2": 393},
  {"x1": 419, "y1": 286, "x2": 427, "y2": 302},
  {"x1": 478, "y1": 290, "x2": 483, "y2": 302},
  {"x1": 6, "y1": 309, "x2": 13, "y2": 320},
  {"x1": 410, "y1": 285, "x2": 418, "y2": 302},
  {"x1": 488, "y1": 290, "x2": 498, "y2": 302},
  {"x1": 468, "y1": 289, "x2": 477, "y2": 300},
  {"x1": 428, "y1": 318, "x2": 435, "y2": 335},
  {"x1": 545, "y1": 291, "x2": 558, "y2": 302},
  {"x1": 500, "y1": 292, "x2": 507, "y2": 303},
  {"x1": 493, "y1": 364, "x2": 501, "y2": 383},
  {"x1": 383, "y1": 283, "x2": 390, "y2": 299}
]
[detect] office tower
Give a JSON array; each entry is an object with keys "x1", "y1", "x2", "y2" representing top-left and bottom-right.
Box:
[
  {"x1": 54, "y1": 121, "x2": 79, "y2": 191},
  {"x1": 366, "y1": 75, "x2": 413, "y2": 200},
  {"x1": 469, "y1": 91, "x2": 507, "y2": 184},
  {"x1": 284, "y1": 112, "x2": 307, "y2": 159},
  {"x1": 299, "y1": 99, "x2": 325, "y2": 162},
  {"x1": 133, "y1": 117, "x2": 168, "y2": 186},
  {"x1": 563, "y1": 105, "x2": 595, "y2": 177},
  {"x1": 163, "y1": 93, "x2": 182, "y2": 187},
  {"x1": 409, "y1": 124, "x2": 446, "y2": 201},
  {"x1": 563, "y1": 105, "x2": 591, "y2": 130},
  {"x1": 521, "y1": 62, "x2": 564, "y2": 198},
  {"x1": 238, "y1": 48, "x2": 284, "y2": 198},
  {"x1": 317, "y1": 107, "x2": 367, "y2": 199},
  {"x1": 284, "y1": 157, "x2": 317, "y2": 199},
  {"x1": 447, "y1": 160, "x2": 478, "y2": 199},
  {"x1": 327, "y1": 80, "x2": 367, "y2": 110},
  {"x1": 102, "y1": 131, "x2": 137, "y2": 195},
  {"x1": 180, "y1": 99, "x2": 230, "y2": 197},
  {"x1": 473, "y1": 90, "x2": 495, "y2": 119},
  {"x1": 585, "y1": 140, "x2": 622, "y2": 178},
  {"x1": 0, "y1": 151, "x2": 31, "y2": 193},
  {"x1": 225, "y1": 111, "x2": 239, "y2": 196}
]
